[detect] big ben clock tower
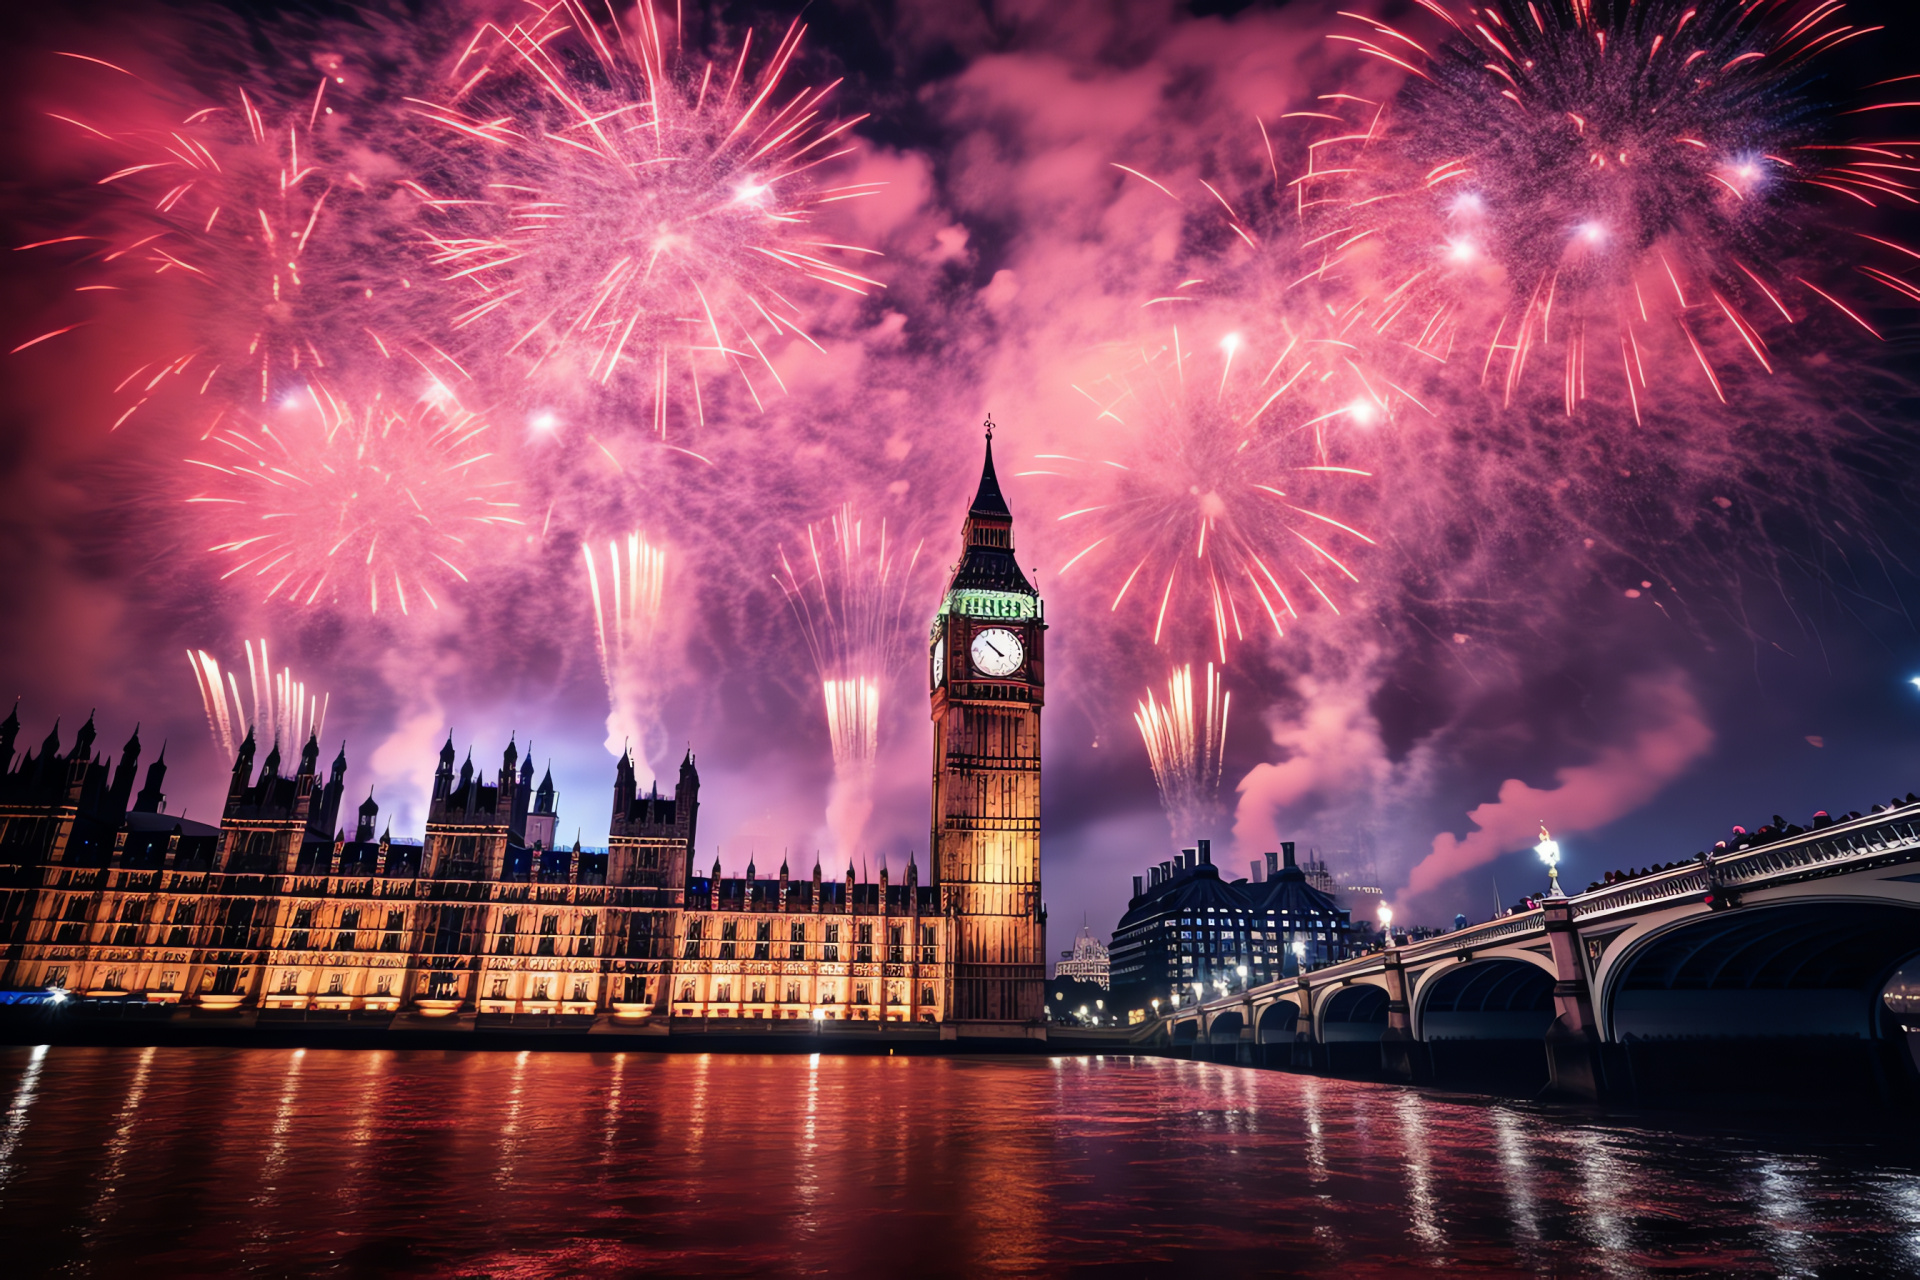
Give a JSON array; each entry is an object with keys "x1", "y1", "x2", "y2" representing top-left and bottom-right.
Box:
[{"x1": 930, "y1": 419, "x2": 1046, "y2": 1027}]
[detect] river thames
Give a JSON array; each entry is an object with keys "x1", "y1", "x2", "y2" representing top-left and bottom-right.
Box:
[{"x1": 1, "y1": 1046, "x2": 1916, "y2": 1276}]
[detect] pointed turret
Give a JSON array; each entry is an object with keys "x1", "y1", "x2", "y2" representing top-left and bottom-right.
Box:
[
  {"x1": 945, "y1": 421, "x2": 1036, "y2": 597},
  {"x1": 133, "y1": 744, "x2": 167, "y2": 813},
  {"x1": 109, "y1": 724, "x2": 142, "y2": 814},
  {"x1": 311, "y1": 740, "x2": 347, "y2": 839},
  {"x1": 501, "y1": 733, "x2": 518, "y2": 783},
  {"x1": 535, "y1": 764, "x2": 556, "y2": 814},
  {"x1": 298, "y1": 731, "x2": 320, "y2": 778},
  {"x1": 260, "y1": 738, "x2": 283, "y2": 782},
  {"x1": 432, "y1": 732, "x2": 456, "y2": 802},
  {"x1": 71, "y1": 711, "x2": 97, "y2": 762},
  {"x1": 612, "y1": 746, "x2": 637, "y2": 822},
  {"x1": 458, "y1": 751, "x2": 473, "y2": 788},
  {"x1": 228, "y1": 725, "x2": 255, "y2": 801},
  {"x1": 40, "y1": 718, "x2": 61, "y2": 763}
]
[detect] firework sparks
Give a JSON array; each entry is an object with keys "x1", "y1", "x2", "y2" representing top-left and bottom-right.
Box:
[
  {"x1": 1028, "y1": 326, "x2": 1377, "y2": 663},
  {"x1": 776, "y1": 503, "x2": 924, "y2": 853},
  {"x1": 582, "y1": 531, "x2": 673, "y2": 765},
  {"x1": 184, "y1": 379, "x2": 519, "y2": 615},
  {"x1": 413, "y1": 1, "x2": 883, "y2": 435},
  {"x1": 187, "y1": 638, "x2": 328, "y2": 758},
  {"x1": 584, "y1": 531, "x2": 668, "y2": 691},
  {"x1": 1310, "y1": 0, "x2": 1919, "y2": 421},
  {"x1": 28, "y1": 62, "x2": 420, "y2": 431},
  {"x1": 1134, "y1": 662, "x2": 1231, "y2": 840}
]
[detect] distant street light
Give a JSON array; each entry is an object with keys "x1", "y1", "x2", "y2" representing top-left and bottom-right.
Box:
[
  {"x1": 1535, "y1": 823, "x2": 1565, "y2": 898},
  {"x1": 1236, "y1": 964, "x2": 1248, "y2": 991},
  {"x1": 1376, "y1": 902, "x2": 1394, "y2": 946},
  {"x1": 1292, "y1": 938, "x2": 1306, "y2": 972}
]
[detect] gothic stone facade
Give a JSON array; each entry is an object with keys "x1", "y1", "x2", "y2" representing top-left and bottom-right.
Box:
[
  {"x1": 0, "y1": 724, "x2": 948, "y2": 1022},
  {"x1": 0, "y1": 438, "x2": 1058, "y2": 1026}
]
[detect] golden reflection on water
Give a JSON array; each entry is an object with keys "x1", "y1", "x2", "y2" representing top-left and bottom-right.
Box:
[{"x1": 0, "y1": 1047, "x2": 1914, "y2": 1276}]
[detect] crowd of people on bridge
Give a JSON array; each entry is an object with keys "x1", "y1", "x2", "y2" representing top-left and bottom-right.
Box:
[{"x1": 1576, "y1": 795, "x2": 1919, "y2": 895}]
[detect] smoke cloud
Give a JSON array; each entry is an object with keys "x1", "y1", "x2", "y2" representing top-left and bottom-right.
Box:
[
  {"x1": 0, "y1": 0, "x2": 1912, "y2": 937},
  {"x1": 1405, "y1": 674, "x2": 1716, "y2": 904}
]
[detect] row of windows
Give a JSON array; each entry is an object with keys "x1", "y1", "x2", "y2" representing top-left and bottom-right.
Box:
[{"x1": 676, "y1": 979, "x2": 936, "y2": 1006}]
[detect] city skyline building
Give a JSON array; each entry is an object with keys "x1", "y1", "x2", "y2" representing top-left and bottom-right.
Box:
[
  {"x1": 1053, "y1": 924, "x2": 1110, "y2": 989},
  {"x1": 1108, "y1": 840, "x2": 1354, "y2": 1011}
]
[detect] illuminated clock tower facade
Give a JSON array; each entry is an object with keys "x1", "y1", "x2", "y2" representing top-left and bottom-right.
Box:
[{"x1": 929, "y1": 425, "x2": 1046, "y2": 1026}]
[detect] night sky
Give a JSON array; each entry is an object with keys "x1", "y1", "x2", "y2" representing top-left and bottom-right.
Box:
[{"x1": 2, "y1": 0, "x2": 1918, "y2": 951}]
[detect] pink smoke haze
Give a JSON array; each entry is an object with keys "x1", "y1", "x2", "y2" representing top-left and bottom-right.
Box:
[
  {"x1": 1405, "y1": 675, "x2": 1716, "y2": 904},
  {"x1": 0, "y1": 0, "x2": 1914, "y2": 931}
]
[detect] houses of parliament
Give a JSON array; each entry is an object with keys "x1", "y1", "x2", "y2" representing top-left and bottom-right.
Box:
[{"x1": 0, "y1": 437, "x2": 1049, "y2": 1035}]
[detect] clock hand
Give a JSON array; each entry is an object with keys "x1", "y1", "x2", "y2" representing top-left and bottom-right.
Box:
[{"x1": 983, "y1": 640, "x2": 1005, "y2": 657}]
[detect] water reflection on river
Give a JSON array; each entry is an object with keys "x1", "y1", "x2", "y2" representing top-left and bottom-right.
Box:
[{"x1": 1, "y1": 1046, "x2": 1916, "y2": 1276}]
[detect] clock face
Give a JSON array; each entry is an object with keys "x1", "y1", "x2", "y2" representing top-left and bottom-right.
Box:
[
  {"x1": 932, "y1": 636, "x2": 945, "y2": 688},
  {"x1": 970, "y1": 627, "x2": 1024, "y2": 677}
]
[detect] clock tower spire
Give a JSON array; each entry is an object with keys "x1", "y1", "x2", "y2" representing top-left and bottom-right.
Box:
[{"x1": 930, "y1": 419, "x2": 1046, "y2": 1028}]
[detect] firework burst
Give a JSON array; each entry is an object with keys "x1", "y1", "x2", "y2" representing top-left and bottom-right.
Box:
[
  {"x1": 1134, "y1": 662, "x2": 1231, "y2": 841},
  {"x1": 776, "y1": 503, "x2": 923, "y2": 853},
  {"x1": 1027, "y1": 326, "x2": 1379, "y2": 664},
  {"x1": 188, "y1": 637, "x2": 329, "y2": 759},
  {"x1": 1310, "y1": 0, "x2": 1918, "y2": 421},
  {"x1": 184, "y1": 379, "x2": 519, "y2": 615},
  {"x1": 22, "y1": 57, "x2": 425, "y2": 431},
  {"x1": 412, "y1": 1, "x2": 883, "y2": 436}
]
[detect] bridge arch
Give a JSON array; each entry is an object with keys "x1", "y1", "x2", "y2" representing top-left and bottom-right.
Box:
[
  {"x1": 1317, "y1": 981, "x2": 1390, "y2": 1043},
  {"x1": 1601, "y1": 898, "x2": 1920, "y2": 1045},
  {"x1": 1415, "y1": 958, "x2": 1556, "y2": 1042},
  {"x1": 1170, "y1": 1015, "x2": 1200, "y2": 1046},
  {"x1": 1256, "y1": 1000, "x2": 1300, "y2": 1045},
  {"x1": 1206, "y1": 1009, "x2": 1245, "y2": 1046}
]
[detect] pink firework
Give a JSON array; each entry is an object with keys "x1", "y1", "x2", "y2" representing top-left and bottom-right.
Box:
[
  {"x1": 412, "y1": 1, "x2": 883, "y2": 435},
  {"x1": 1024, "y1": 326, "x2": 1380, "y2": 665},
  {"x1": 1305, "y1": 0, "x2": 1918, "y2": 422},
  {"x1": 184, "y1": 379, "x2": 519, "y2": 615},
  {"x1": 22, "y1": 56, "x2": 419, "y2": 430}
]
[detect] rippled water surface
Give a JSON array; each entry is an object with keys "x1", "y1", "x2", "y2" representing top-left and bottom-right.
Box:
[{"x1": 1, "y1": 1046, "x2": 1917, "y2": 1276}]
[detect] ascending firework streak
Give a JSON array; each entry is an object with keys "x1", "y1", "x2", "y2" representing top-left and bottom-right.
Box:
[
  {"x1": 776, "y1": 505, "x2": 924, "y2": 763},
  {"x1": 582, "y1": 532, "x2": 670, "y2": 764},
  {"x1": 187, "y1": 639, "x2": 329, "y2": 759},
  {"x1": 776, "y1": 505, "x2": 923, "y2": 852},
  {"x1": 1135, "y1": 663, "x2": 1231, "y2": 840},
  {"x1": 583, "y1": 532, "x2": 668, "y2": 691}
]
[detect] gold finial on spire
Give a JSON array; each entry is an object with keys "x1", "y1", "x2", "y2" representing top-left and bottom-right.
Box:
[{"x1": 983, "y1": 413, "x2": 994, "y2": 441}]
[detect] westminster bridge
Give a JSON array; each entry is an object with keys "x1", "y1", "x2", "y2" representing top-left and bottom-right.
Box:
[{"x1": 1157, "y1": 803, "x2": 1920, "y2": 1106}]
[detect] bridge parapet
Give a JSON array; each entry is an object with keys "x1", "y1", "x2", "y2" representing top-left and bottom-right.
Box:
[
  {"x1": 1571, "y1": 804, "x2": 1920, "y2": 923},
  {"x1": 1174, "y1": 803, "x2": 1920, "y2": 1033}
]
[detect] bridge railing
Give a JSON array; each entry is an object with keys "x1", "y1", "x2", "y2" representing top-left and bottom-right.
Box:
[{"x1": 1173, "y1": 803, "x2": 1920, "y2": 1022}]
